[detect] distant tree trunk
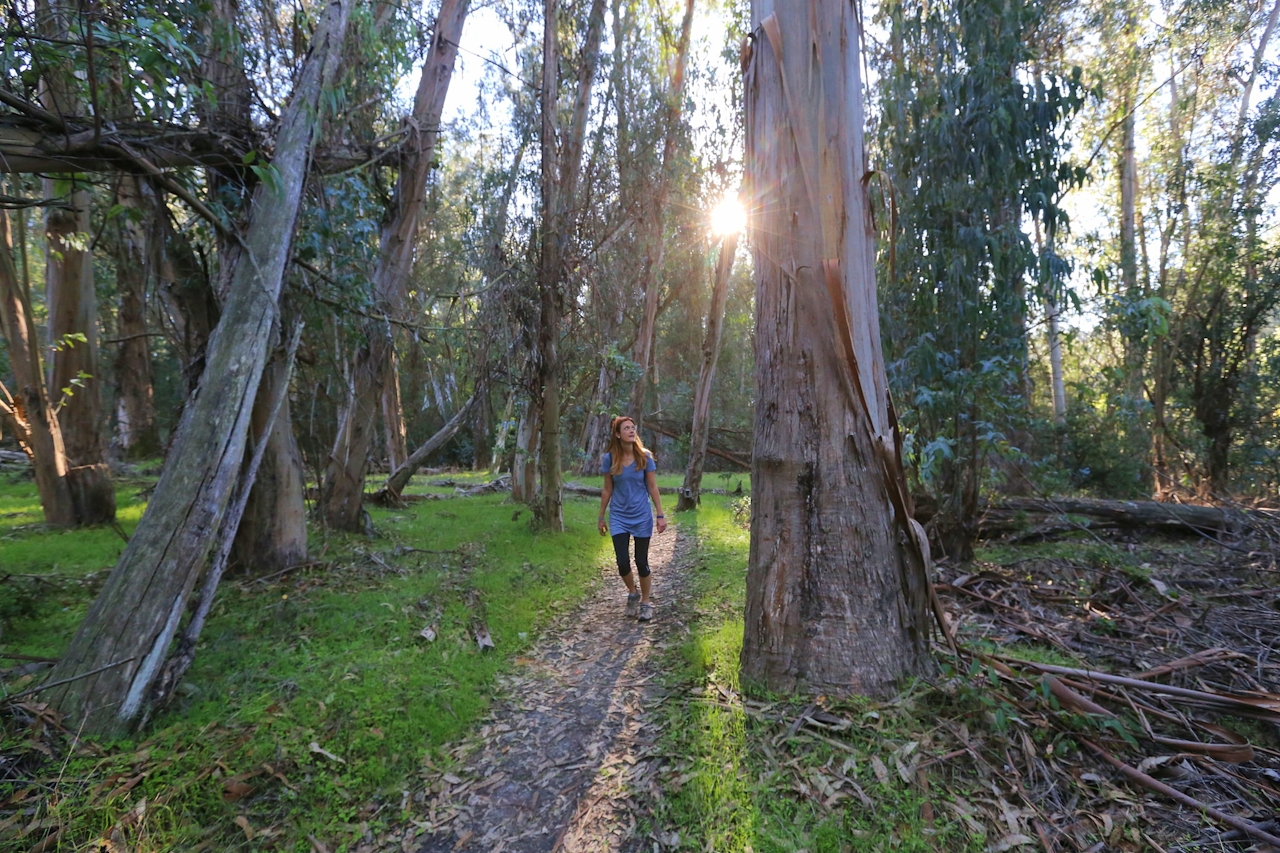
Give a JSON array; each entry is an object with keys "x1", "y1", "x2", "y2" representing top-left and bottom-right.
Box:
[
  {"x1": 628, "y1": 0, "x2": 695, "y2": 425},
  {"x1": 1119, "y1": 90, "x2": 1144, "y2": 406},
  {"x1": 322, "y1": 0, "x2": 469, "y2": 531},
  {"x1": 111, "y1": 175, "x2": 162, "y2": 459},
  {"x1": 38, "y1": 0, "x2": 351, "y2": 736},
  {"x1": 36, "y1": 0, "x2": 115, "y2": 525},
  {"x1": 534, "y1": 0, "x2": 564, "y2": 531},
  {"x1": 512, "y1": 402, "x2": 538, "y2": 502},
  {"x1": 677, "y1": 230, "x2": 738, "y2": 511},
  {"x1": 157, "y1": 212, "x2": 219, "y2": 394},
  {"x1": 532, "y1": 0, "x2": 606, "y2": 529},
  {"x1": 42, "y1": 182, "x2": 115, "y2": 524},
  {"x1": 740, "y1": 7, "x2": 931, "y2": 696},
  {"x1": 0, "y1": 202, "x2": 76, "y2": 525},
  {"x1": 1047, "y1": 296, "x2": 1066, "y2": 424},
  {"x1": 382, "y1": 348, "x2": 409, "y2": 471}
]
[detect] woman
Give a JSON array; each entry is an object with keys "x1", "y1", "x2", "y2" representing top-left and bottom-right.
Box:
[{"x1": 598, "y1": 415, "x2": 667, "y2": 622}]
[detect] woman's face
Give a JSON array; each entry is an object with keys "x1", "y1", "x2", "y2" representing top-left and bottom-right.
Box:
[{"x1": 616, "y1": 419, "x2": 637, "y2": 443}]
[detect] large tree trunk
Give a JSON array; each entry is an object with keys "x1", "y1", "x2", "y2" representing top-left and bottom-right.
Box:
[
  {"x1": 740, "y1": 6, "x2": 931, "y2": 697},
  {"x1": 321, "y1": 0, "x2": 470, "y2": 531},
  {"x1": 677, "y1": 230, "x2": 738, "y2": 511},
  {"x1": 38, "y1": 0, "x2": 352, "y2": 736},
  {"x1": 111, "y1": 175, "x2": 162, "y2": 459},
  {"x1": 231, "y1": 338, "x2": 308, "y2": 573},
  {"x1": 627, "y1": 0, "x2": 696, "y2": 425},
  {"x1": 0, "y1": 202, "x2": 76, "y2": 525}
]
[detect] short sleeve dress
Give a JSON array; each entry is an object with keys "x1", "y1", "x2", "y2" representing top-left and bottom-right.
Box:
[{"x1": 602, "y1": 452, "x2": 656, "y2": 537}]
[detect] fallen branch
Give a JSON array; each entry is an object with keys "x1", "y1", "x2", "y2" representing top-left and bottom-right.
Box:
[{"x1": 1083, "y1": 739, "x2": 1280, "y2": 849}]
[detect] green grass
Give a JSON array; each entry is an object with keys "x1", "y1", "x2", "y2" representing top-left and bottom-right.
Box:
[
  {"x1": 650, "y1": 497, "x2": 983, "y2": 853},
  {"x1": 0, "y1": 476, "x2": 150, "y2": 658},
  {"x1": 1, "y1": 475, "x2": 612, "y2": 852}
]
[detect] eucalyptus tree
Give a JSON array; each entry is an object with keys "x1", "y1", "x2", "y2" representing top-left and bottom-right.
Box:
[
  {"x1": 875, "y1": 0, "x2": 1085, "y2": 556},
  {"x1": 740, "y1": 1, "x2": 931, "y2": 696},
  {"x1": 38, "y1": 0, "x2": 353, "y2": 735},
  {"x1": 1126, "y1": 0, "x2": 1280, "y2": 494},
  {"x1": 320, "y1": 0, "x2": 472, "y2": 532}
]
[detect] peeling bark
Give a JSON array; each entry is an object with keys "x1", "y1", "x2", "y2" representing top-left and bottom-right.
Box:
[{"x1": 740, "y1": 5, "x2": 930, "y2": 697}]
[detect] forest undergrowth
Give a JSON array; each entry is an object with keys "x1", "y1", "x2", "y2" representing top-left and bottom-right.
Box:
[{"x1": 2, "y1": 469, "x2": 1279, "y2": 852}]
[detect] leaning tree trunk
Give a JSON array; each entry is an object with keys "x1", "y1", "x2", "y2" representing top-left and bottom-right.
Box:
[
  {"x1": 38, "y1": 0, "x2": 351, "y2": 736},
  {"x1": 0, "y1": 203, "x2": 76, "y2": 525},
  {"x1": 379, "y1": 395, "x2": 477, "y2": 500},
  {"x1": 740, "y1": 5, "x2": 931, "y2": 697},
  {"x1": 677, "y1": 229, "x2": 738, "y2": 511},
  {"x1": 321, "y1": 0, "x2": 470, "y2": 531}
]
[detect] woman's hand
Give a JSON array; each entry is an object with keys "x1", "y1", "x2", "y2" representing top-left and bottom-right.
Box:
[
  {"x1": 656, "y1": 516, "x2": 669, "y2": 534},
  {"x1": 598, "y1": 517, "x2": 608, "y2": 536}
]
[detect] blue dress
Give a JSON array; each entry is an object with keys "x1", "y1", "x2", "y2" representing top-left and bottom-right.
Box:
[{"x1": 602, "y1": 452, "x2": 656, "y2": 537}]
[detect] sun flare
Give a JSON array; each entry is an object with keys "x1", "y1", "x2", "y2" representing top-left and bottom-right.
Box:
[{"x1": 709, "y1": 193, "x2": 747, "y2": 236}]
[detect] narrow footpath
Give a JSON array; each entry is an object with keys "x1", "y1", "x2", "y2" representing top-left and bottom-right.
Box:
[{"x1": 398, "y1": 526, "x2": 693, "y2": 853}]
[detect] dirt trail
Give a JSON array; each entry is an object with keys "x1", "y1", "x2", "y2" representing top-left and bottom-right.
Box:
[{"x1": 405, "y1": 527, "x2": 693, "y2": 853}]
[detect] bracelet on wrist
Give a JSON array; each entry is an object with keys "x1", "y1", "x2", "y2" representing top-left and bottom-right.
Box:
[{"x1": 656, "y1": 514, "x2": 665, "y2": 518}]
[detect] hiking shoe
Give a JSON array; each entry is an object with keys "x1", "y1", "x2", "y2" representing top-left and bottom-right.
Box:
[
  {"x1": 625, "y1": 592, "x2": 641, "y2": 617},
  {"x1": 637, "y1": 602, "x2": 654, "y2": 622}
]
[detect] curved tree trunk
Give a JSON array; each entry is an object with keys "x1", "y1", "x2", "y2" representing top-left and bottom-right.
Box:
[
  {"x1": 38, "y1": 0, "x2": 352, "y2": 736},
  {"x1": 677, "y1": 230, "x2": 738, "y2": 511},
  {"x1": 321, "y1": 0, "x2": 470, "y2": 531},
  {"x1": 740, "y1": 5, "x2": 931, "y2": 697}
]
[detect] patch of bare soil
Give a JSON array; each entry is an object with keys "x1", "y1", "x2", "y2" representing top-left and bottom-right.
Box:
[{"x1": 389, "y1": 527, "x2": 692, "y2": 853}]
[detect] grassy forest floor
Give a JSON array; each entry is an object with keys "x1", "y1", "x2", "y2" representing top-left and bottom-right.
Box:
[{"x1": 1, "y1": 468, "x2": 1279, "y2": 852}]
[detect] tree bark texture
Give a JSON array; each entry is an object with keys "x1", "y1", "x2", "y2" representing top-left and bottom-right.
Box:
[
  {"x1": 231, "y1": 340, "x2": 308, "y2": 572},
  {"x1": 677, "y1": 231, "x2": 738, "y2": 511},
  {"x1": 321, "y1": 0, "x2": 469, "y2": 531},
  {"x1": 38, "y1": 0, "x2": 351, "y2": 736},
  {"x1": 0, "y1": 203, "x2": 76, "y2": 525},
  {"x1": 111, "y1": 175, "x2": 162, "y2": 459},
  {"x1": 740, "y1": 7, "x2": 931, "y2": 697},
  {"x1": 42, "y1": 182, "x2": 115, "y2": 524},
  {"x1": 628, "y1": 0, "x2": 696, "y2": 425}
]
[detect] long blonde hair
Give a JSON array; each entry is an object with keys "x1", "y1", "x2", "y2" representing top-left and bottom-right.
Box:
[{"x1": 606, "y1": 415, "x2": 653, "y2": 475}]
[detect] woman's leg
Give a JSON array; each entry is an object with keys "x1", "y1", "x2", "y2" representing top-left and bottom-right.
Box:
[
  {"x1": 612, "y1": 532, "x2": 638, "y2": 594},
  {"x1": 634, "y1": 536, "x2": 651, "y2": 602}
]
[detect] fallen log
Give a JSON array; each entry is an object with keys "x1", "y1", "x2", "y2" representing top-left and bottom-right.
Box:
[{"x1": 915, "y1": 496, "x2": 1279, "y2": 539}]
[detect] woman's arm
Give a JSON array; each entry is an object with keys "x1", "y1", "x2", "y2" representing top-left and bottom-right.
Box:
[
  {"x1": 598, "y1": 474, "x2": 613, "y2": 536},
  {"x1": 645, "y1": 470, "x2": 668, "y2": 534}
]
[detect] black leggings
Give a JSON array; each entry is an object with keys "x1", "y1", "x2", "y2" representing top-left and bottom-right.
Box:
[{"x1": 612, "y1": 532, "x2": 651, "y2": 578}]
